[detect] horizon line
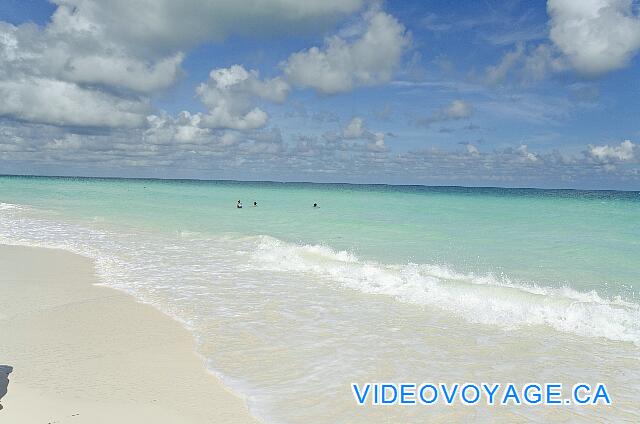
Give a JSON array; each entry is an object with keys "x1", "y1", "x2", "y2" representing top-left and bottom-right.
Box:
[{"x1": 2, "y1": 173, "x2": 639, "y2": 194}]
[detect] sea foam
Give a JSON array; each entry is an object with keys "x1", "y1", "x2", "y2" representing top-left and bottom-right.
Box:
[
  {"x1": 250, "y1": 235, "x2": 640, "y2": 345},
  {"x1": 1, "y1": 203, "x2": 638, "y2": 347}
]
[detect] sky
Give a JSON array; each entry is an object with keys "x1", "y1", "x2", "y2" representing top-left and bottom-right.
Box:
[{"x1": 0, "y1": 0, "x2": 639, "y2": 189}]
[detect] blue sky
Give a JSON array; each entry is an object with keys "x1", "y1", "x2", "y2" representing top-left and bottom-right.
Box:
[{"x1": 0, "y1": 0, "x2": 639, "y2": 189}]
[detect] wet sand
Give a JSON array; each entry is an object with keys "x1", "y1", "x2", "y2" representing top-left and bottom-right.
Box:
[{"x1": 0, "y1": 244, "x2": 259, "y2": 423}]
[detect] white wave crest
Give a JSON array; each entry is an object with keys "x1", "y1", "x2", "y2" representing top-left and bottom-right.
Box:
[
  {"x1": 1, "y1": 203, "x2": 638, "y2": 346},
  {"x1": 250, "y1": 235, "x2": 640, "y2": 345},
  {"x1": 0, "y1": 202, "x2": 22, "y2": 210}
]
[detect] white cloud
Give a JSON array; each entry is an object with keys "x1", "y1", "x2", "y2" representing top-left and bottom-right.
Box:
[
  {"x1": 282, "y1": 8, "x2": 411, "y2": 94},
  {"x1": 200, "y1": 108, "x2": 269, "y2": 132},
  {"x1": 0, "y1": 77, "x2": 149, "y2": 128},
  {"x1": 341, "y1": 116, "x2": 386, "y2": 150},
  {"x1": 548, "y1": 0, "x2": 640, "y2": 76},
  {"x1": 588, "y1": 140, "x2": 636, "y2": 161},
  {"x1": 50, "y1": 0, "x2": 364, "y2": 55},
  {"x1": 484, "y1": 42, "x2": 569, "y2": 84},
  {"x1": 204, "y1": 65, "x2": 289, "y2": 103},
  {"x1": 414, "y1": 100, "x2": 474, "y2": 127},
  {"x1": 443, "y1": 100, "x2": 474, "y2": 119},
  {"x1": 0, "y1": 17, "x2": 180, "y2": 127},
  {"x1": 367, "y1": 132, "x2": 386, "y2": 151},
  {"x1": 522, "y1": 44, "x2": 568, "y2": 81},
  {"x1": 485, "y1": 43, "x2": 524, "y2": 85},
  {"x1": 515, "y1": 144, "x2": 538, "y2": 162},
  {"x1": 466, "y1": 144, "x2": 480, "y2": 156},
  {"x1": 0, "y1": 21, "x2": 184, "y2": 94},
  {"x1": 2, "y1": 119, "x2": 638, "y2": 187},
  {"x1": 343, "y1": 117, "x2": 365, "y2": 138},
  {"x1": 145, "y1": 112, "x2": 210, "y2": 145},
  {"x1": 61, "y1": 52, "x2": 184, "y2": 93},
  {"x1": 196, "y1": 65, "x2": 289, "y2": 130},
  {"x1": 1, "y1": 0, "x2": 361, "y2": 129}
]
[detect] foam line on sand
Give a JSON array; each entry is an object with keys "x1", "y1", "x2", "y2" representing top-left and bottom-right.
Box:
[{"x1": 0, "y1": 244, "x2": 258, "y2": 424}]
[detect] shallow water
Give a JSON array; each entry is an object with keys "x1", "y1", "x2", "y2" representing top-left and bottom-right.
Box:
[{"x1": 1, "y1": 176, "x2": 638, "y2": 422}]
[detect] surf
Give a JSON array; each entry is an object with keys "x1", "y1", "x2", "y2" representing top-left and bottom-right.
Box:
[{"x1": 249, "y1": 235, "x2": 640, "y2": 345}]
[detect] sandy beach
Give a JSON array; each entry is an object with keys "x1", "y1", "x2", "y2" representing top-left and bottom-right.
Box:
[{"x1": 0, "y1": 244, "x2": 258, "y2": 423}]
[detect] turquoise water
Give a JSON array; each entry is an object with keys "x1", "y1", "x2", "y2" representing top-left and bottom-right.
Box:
[
  {"x1": 2, "y1": 176, "x2": 638, "y2": 296},
  {"x1": 1, "y1": 175, "x2": 639, "y2": 422}
]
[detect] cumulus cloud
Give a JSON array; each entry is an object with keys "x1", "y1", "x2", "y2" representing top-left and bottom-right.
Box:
[
  {"x1": 0, "y1": 20, "x2": 184, "y2": 94},
  {"x1": 548, "y1": 0, "x2": 640, "y2": 76},
  {"x1": 145, "y1": 112, "x2": 210, "y2": 144},
  {"x1": 465, "y1": 143, "x2": 480, "y2": 156},
  {"x1": 2, "y1": 118, "x2": 638, "y2": 187},
  {"x1": 61, "y1": 53, "x2": 185, "y2": 93},
  {"x1": 588, "y1": 140, "x2": 636, "y2": 161},
  {"x1": 0, "y1": 0, "x2": 362, "y2": 128},
  {"x1": 0, "y1": 77, "x2": 149, "y2": 128},
  {"x1": 484, "y1": 2, "x2": 640, "y2": 82},
  {"x1": 414, "y1": 100, "x2": 474, "y2": 127},
  {"x1": 367, "y1": 132, "x2": 387, "y2": 151},
  {"x1": 443, "y1": 100, "x2": 474, "y2": 119},
  {"x1": 196, "y1": 65, "x2": 290, "y2": 130},
  {"x1": 282, "y1": 8, "x2": 411, "y2": 94},
  {"x1": 514, "y1": 144, "x2": 539, "y2": 162},
  {"x1": 342, "y1": 117, "x2": 365, "y2": 138},
  {"x1": 202, "y1": 108, "x2": 268, "y2": 132},
  {"x1": 0, "y1": 14, "x2": 181, "y2": 127},
  {"x1": 341, "y1": 117, "x2": 386, "y2": 151},
  {"x1": 50, "y1": 0, "x2": 364, "y2": 55}
]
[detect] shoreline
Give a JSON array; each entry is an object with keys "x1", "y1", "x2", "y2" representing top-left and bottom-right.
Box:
[{"x1": 0, "y1": 244, "x2": 259, "y2": 423}]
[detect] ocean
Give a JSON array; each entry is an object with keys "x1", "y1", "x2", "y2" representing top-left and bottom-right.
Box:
[{"x1": 1, "y1": 175, "x2": 638, "y2": 422}]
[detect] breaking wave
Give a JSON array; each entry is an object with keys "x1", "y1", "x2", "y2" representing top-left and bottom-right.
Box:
[
  {"x1": 250, "y1": 235, "x2": 640, "y2": 345},
  {"x1": 1, "y1": 202, "x2": 639, "y2": 346}
]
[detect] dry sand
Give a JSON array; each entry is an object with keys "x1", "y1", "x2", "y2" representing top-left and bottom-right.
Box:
[{"x1": 0, "y1": 244, "x2": 259, "y2": 423}]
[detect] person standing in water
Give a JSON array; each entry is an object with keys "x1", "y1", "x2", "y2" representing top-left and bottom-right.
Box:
[
  {"x1": 253, "y1": 201, "x2": 258, "y2": 207},
  {"x1": 313, "y1": 203, "x2": 318, "y2": 208},
  {"x1": 237, "y1": 200, "x2": 243, "y2": 209}
]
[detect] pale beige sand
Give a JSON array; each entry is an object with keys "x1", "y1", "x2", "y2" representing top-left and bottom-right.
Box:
[{"x1": 0, "y1": 244, "x2": 259, "y2": 424}]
